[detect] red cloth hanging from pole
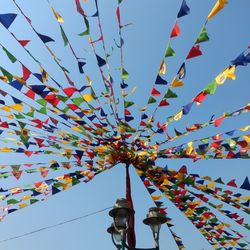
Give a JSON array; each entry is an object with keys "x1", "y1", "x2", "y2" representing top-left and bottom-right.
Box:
[{"x1": 126, "y1": 164, "x2": 136, "y2": 248}]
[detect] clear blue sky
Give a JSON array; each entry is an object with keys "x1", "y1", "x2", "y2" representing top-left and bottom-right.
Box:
[{"x1": 0, "y1": 0, "x2": 249, "y2": 249}]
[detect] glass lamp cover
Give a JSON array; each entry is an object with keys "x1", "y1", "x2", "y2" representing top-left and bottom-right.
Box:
[
  {"x1": 150, "y1": 223, "x2": 161, "y2": 235},
  {"x1": 114, "y1": 214, "x2": 129, "y2": 229},
  {"x1": 113, "y1": 232, "x2": 122, "y2": 243}
]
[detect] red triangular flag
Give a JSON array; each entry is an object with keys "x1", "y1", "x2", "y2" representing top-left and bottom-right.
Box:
[
  {"x1": 24, "y1": 150, "x2": 33, "y2": 157},
  {"x1": 212, "y1": 134, "x2": 222, "y2": 140},
  {"x1": 193, "y1": 91, "x2": 207, "y2": 104},
  {"x1": 18, "y1": 40, "x2": 30, "y2": 47},
  {"x1": 45, "y1": 94, "x2": 60, "y2": 106},
  {"x1": 214, "y1": 116, "x2": 224, "y2": 127},
  {"x1": 0, "y1": 122, "x2": 9, "y2": 128},
  {"x1": 40, "y1": 169, "x2": 49, "y2": 178},
  {"x1": 124, "y1": 109, "x2": 131, "y2": 115},
  {"x1": 22, "y1": 64, "x2": 31, "y2": 81},
  {"x1": 236, "y1": 218, "x2": 244, "y2": 224},
  {"x1": 227, "y1": 179, "x2": 237, "y2": 187},
  {"x1": 116, "y1": 6, "x2": 121, "y2": 27},
  {"x1": 140, "y1": 121, "x2": 147, "y2": 126},
  {"x1": 151, "y1": 87, "x2": 161, "y2": 96},
  {"x1": 25, "y1": 89, "x2": 35, "y2": 99},
  {"x1": 12, "y1": 170, "x2": 23, "y2": 180},
  {"x1": 170, "y1": 21, "x2": 181, "y2": 38},
  {"x1": 67, "y1": 103, "x2": 79, "y2": 111},
  {"x1": 179, "y1": 165, "x2": 187, "y2": 174},
  {"x1": 186, "y1": 45, "x2": 202, "y2": 59},
  {"x1": 34, "y1": 138, "x2": 45, "y2": 147},
  {"x1": 144, "y1": 180, "x2": 151, "y2": 187},
  {"x1": 211, "y1": 140, "x2": 223, "y2": 148},
  {"x1": 34, "y1": 181, "x2": 43, "y2": 188},
  {"x1": 63, "y1": 87, "x2": 77, "y2": 97},
  {"x1": 159, "y1": 99, "x2": 169, "y2": 107},
  {"x1": 227, "y1": 151, "x2": 235, "y2": 158}
]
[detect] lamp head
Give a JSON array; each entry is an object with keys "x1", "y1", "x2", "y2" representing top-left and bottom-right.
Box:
[
  {"x1": 109, "y1": 198, "x2": 134, "y2": 232},
  {"x1": 107, "y1": 223, "x2": 123, "y2": 243},
  {"x1": 143, "y1": 207, "x2": 167, "y2": 235}
]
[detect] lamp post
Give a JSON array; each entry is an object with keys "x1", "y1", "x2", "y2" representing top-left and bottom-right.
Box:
[{"x1": 107, "y1": 198, "x2": 167, "y2": 250}]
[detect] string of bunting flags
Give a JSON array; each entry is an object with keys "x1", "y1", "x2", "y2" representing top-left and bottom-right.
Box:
[{"x1": 0, "y1": 0, "x2": 249, "y2": 249}]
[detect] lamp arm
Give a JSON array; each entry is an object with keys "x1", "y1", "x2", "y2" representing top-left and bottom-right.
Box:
[
  {"x1": 122, "y1": 240, "x2": 159, "y2": 250},
  {"x1": 111, "y1": 234, "x2": 122, "y2": 250},
  {"x1": 152, "y1": 231, "x2": 160, "y2": 249}
]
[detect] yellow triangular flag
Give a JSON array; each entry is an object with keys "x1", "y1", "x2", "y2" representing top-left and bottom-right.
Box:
[
  {"x1": 207, "y1": 181, "x2": 215, "y2": 189},
  {"x1": 243, "y1": 134, "x2": 250, "y2": 143},
  {"x1": 174, "y1": 110, "x2": 183, "y2": 121},
  {"x1": 52, "y1": 7, "x2": 64, "y2": 23},
  {"x1": 19, "y1": 204, "x2": 28, "y2": 209},
  {"x1": 207, "y1": 0, "x2": 228, "y2": 21},
  {"x1": 170, "y1": 77, "x2": 184, "y2": 88},
  {"x1": 240, "y1": 125, "x2": 250, "y2": 132},
  {"x1": 159, "y1": 59, "x2": 166, "y2": 75},
  {"x1": 83, "y1": 94, "x2": 93, "y2": 103},
  {"x1": 11, "y1": 104, "x2": 23, "y2": 112},
  {"x1": 215, "y1": 66, "x2": 236, "y2": 85},
  {"x1": 151, "y1": 195, "x2": 162, "y2": 201}
]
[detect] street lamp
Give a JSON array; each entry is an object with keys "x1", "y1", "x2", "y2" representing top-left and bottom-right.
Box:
[
  {"x1": 109, "y1": 198, "x2": 134, "y2": 240},
  {"x1": 143, "y1": 207, "x2": 167, "y2": 248},
  {"x1": 108, "y1": 198, "x2": 167, "y2": 250}
]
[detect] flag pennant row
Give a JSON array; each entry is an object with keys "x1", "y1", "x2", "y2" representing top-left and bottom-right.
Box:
[{"x1": 0, "y1": 1, "x2": 249, "y2": 248}]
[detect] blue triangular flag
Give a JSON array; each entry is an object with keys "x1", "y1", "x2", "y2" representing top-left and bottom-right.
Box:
[
  {"x1": 155, "y1": 74, "x2": 168, "y2": 85},
  {"x1": 182, "y1": 102, "x2": 193, "y2": 115},
  {"x1": 0, "y1": 13, "x2": 17, "y2": 29},
  {"x1": 231, "y1": 48, "x2": 250, "y2": 66},
  {"x1": 240, "y1": 177, "x2": 250, "y2": 190},
  {"x1": 78, "y1": 61, "x2": 86, "y2": 74},
  {"x1": 52, "y1": 185, "x2": 61, "y2": 195},
  {"x1": 177, "y1": 0, "x2": 190, "y2": 18},
  {"x1": 37, "y1": 32, "x2": 55, "y2": 43},
  {"x1": 96, "y1": 54, "x2": 106, "y2": 67}
]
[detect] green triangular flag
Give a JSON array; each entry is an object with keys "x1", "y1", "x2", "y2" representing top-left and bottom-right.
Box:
[
  {"x1": 15, "y1": 113, "x2": 25, "y2": 119},
  {"x1": 20, "y1": 135, "x2": 30, "y2": 144},
  {"x1": 71, "y1": 135, "x2": 79, "y2": 140},
  {"x1": 62, "y1": 107, "x2": 70, "y2": 113},
  {"x1": 30, "y1": 199, "x2": 39, "y2": 204},
  {"x1": 7, "y1": 199, "x2": 18, "y2": 205},
  {"x1": 78, "y1": 17, "x2": 90, "y2": 36},
  {"x1": 90, "y1": 88, "x2": 97, "y2": 100},
  {"x1": 72, "y1": 97, "x2": 84, "y2": 106},
  {"x1": 164, "y1": 44, "x2": 175, "y2": 57},
  {"x1": 122, "y1": 67, "x2": 129, "y2": 80},
  {"x1": 72, "y1": 177, "x2": 80, "y2": 186},
  {"x1": 148, "y1": 96, "x2": 156, "y2": 104},
  {"x1": 167, "y1": 116, "x2": 174, "y2": 122},
  {"x1": 37, "y1": 99, "x2": 47, "y2": 107},
  {"x1": 25, "y1": 109, "x2": 34, "y2": 117},
  {"x1": 57, "y1": 95, "x2": 68, "y2": 102},
  {"x1": 18, "y1": 121, "x2": 26, "y2": 129},
  {"x1": 238, "y1": 243, "x2": 248, "y2": 248},
  {"x1": 11, "y1": 165, "x2": 21, "y2": 172},
  {"x1": 204, "y1": 80, "x2": 217, "y2": 94},
  {"x1": 200, "y1": 138, "x2": 209, "y2": 143},
  {"x1": 195, "y1": 26, "x2": 209, "y2": 44},
  {"x1": 2, "y1": 47, "x2": 17, "y2": 63},
  {"x1": 60, "y1": 26, "x2": 68, "y2": 46},
  {"x1": 164, "y1": 89, "x2": 177, "y2": 98},
  {"x1": 0, "y1": 67, "x2": 13, "y2": 82},
  {"x1": 214, "y1": 177, "x2": 224, "y2": 184},
  {"x1": 37, "y1": 107, "x2": 47, "y2": 115},
  {"x1": 124, "y1": 100, "x2": 134, "y2": 108}
]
